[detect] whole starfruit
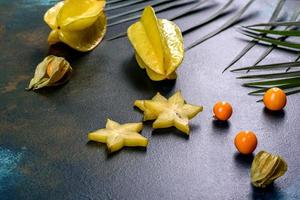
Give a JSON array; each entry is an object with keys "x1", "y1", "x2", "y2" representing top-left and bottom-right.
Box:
[
  {"x1": 251, "y1": 151, "x2": 288, "y2": 188},
  {"x1": 44, "y1": 0, "x2": 107, "y2": 52},
  {"x1": 127, "y1": 6, "x2": 184, "y2": 81}
]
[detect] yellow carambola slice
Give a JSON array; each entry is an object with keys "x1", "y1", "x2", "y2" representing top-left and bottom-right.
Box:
[
  {"x1": 88, "y1": 119, "x2": 148, "y2": 153},
  {"x1": 134, "y1": 92, "x2": 203, "y2": 134},
  {"x1": 44, "y1": 0, "x2": 106, "y2": 52},
  {"x1": 127, "y1": 6, "x2": 184, "y2": 81}
]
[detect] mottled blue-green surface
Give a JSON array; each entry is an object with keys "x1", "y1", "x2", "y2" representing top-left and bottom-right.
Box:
[{"x1": 0, "y1": 0, "x2": 300, "y2": 199}]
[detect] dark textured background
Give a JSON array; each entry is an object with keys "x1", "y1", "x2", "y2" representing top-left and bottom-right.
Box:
[{"x1": 1, "y1": 0, "x2": 300, "y2": 199}]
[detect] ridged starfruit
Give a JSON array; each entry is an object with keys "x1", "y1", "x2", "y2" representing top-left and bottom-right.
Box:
[
  {"x1": 44, "y1": 0, "x2": 107, "y2": 52},
  {"x1": 127, "y1": 6, "x2": 184, "y2": 81},
  {"x1": 88, "y1": 119, "x2": 148, "y2": 153},
  {"x1": 251, "y1": 151, "x2": 288, "y2": 188},
  {"x1": 134, "y1": 92, "x2": 203, "y2": 134}
]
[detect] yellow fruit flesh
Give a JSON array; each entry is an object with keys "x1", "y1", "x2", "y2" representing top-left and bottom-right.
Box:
[
  {"x1": 44, "y1": 0, "x2": 106, "y2": 52},
  {"x1": 57, "y1": 0, "x2": 105, "y2": 30},
  {"x1": 59, "y1": 12, "x2": 107, "y2": 52},
  {"x1": 127, "y1": 6, "x2": 184, "y2": 81},
  {"x1": 44, "y1": 1, "x2": 64, "y2": 29},
  {"x1": 88, "y1": 119, "x2": 148, "y2": 153},
  {"x1": 128, "y1": 22, "x2": 164, "y2": 75},
  {"x1": 159, "y1": 19, "x2": 184, "y2": 75},
  {"x1": 135, "y1": 92, "x2": 203, "y2": 134}
]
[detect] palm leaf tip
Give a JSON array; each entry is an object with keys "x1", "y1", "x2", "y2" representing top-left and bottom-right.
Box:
[
  {"x1": 240, "y1": 30, "x2": 300, "y2": 51},
  {"x1": 246, "y1": 21, "x2": 300, "y2": 28},
  {"x1": 222, "y1": 0, "x2": 285, "y2": 73},
  {"x1": 231, "y1": 61, "x2": 300, "y2": 72},
  {"x1": 186, "y1": 0, "x2": 257, "y2": 51}
]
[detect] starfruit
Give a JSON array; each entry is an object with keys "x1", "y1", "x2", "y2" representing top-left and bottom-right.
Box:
[
  {"x1": 44, "y1": 0, "x2": 107, "y2": 52},
  {"x1": 251, "y1": 151, "x2": 288, "y2": 188},
  {"x1": 134, "y1": 91, "x2": 203, "y2": 134},
  {"x1": 88, "y1": 119, "x2": 148, "y2": 153},
  {"x1": 26, "y1": 55, "x2": 72, "y2": 90},
  {"x1": 127, "y1": 6, "x2": 184, "y2": 81}
]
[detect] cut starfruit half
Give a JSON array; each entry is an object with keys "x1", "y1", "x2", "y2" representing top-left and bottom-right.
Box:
[
  {"x1": 127, "y1": 6, "x2": 184, "y2": 81},
  {"x1": 88, "y1": 119, "x2": 148, "y2": 153},
  {"x1": 44, "y1": 0, "x2": 107, "y2": 52},
  {"x1": 134, "y1": 92, "x2": 203, "y2": 134}
]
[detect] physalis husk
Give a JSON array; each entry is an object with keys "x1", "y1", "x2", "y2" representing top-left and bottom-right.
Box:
[
  {"x1": 127, "y1": 6, "x2": 184, "y2": 81},
  {"x1": 26, "y1": 55, "x2": 72, "y2": 90},
  {"x1": 135, "y1": 92, "x2": 203, "y2": 134},
  {"x1": 44, "y1": 0, "x2": 107, "y2": 52},
  {"x1": 88, "y1": 119, "x2": 148, "y2": 153},
  {"x1": 251, "y1": 151, "x2": 288, "y2": 188}
]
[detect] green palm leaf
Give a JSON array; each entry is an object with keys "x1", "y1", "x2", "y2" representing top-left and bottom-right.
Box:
[
  {"x1": 243, "y1": 77, "x2": 300, "y2": 87},
  {"x1": 246, "y1": 21, "x2": 300, "y2": 27},
  {"x1": 231, "y1": 61, "x2": 300, "y2": 72},
  {"x1": 222, "y1": 0, "x2": 285, "y2": 72},
  {"x1": 243, "y1": 27, "x2": 300, "y2": 37},
  {"x1": 240, "y1": 30, "x2": 300, "y2": 50},
  {"x1": 287, "y1": 55, "x2": 300, "y2": 71},
  {"x1": 185, "y1": 0, "x2": 256, "y2": 51},
  {"x1": 252, "y1": 9, "x2": 300, "y2": 67},
  {"x1": 249, "y1": 84, "x2": 300, "y2": 95},
  {"x1": 237, "y1": 70, "x2": 300, "y2": 79}
]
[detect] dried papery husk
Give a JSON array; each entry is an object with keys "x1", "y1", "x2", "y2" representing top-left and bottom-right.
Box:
[
  {"x1": 26, "y1": 55, "x2": 72, "y2": 90},
  {"x1": 251, "y1": 151, "x2": 288, "y2": 188}
]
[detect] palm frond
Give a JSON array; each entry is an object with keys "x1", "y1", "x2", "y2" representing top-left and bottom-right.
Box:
[
  {"x1": 243, "y1": 27, "x2": 300, "y2": 37},
  {"x1": 243, "y1": 77, "x2": 300, "y2": 88},
  {"x1": 231, "y1": 61, "x2": 300, "y2": 72},
  {"x1": 253, "y1": 10, "x2": 300, "y2": 67},
  {"x1": 240, "y1": 30, "x2": 300, "y2": 50},
  {"x1": 185, "y1": 0, "x2": 256, "y2": 51},
  {"x1": 246, "y1": 21, "x2": 300, "y2": 28},
  {"x1": 237, "y1": 70, "x2": 300, "y2": 79},
  {"x1": 222, "y1": 0, "x2": 285, "y2": 72},
  {"x1": 287, "y1": 55, "x2": 300, "y2": 71}
]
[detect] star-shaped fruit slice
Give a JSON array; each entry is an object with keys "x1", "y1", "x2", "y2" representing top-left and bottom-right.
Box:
[
  {"x1": 135, "y1": 92, "x2": 203, "y2": 134},
  {"x1": 88, "y1": 119, "x2": 148, "y2": 153},
  {"x1": 127, "y1": 6, "x2": 184, "y2": 81},
  {"x1": 44, "y1": 0, "x2": 106, "y2": 52}
]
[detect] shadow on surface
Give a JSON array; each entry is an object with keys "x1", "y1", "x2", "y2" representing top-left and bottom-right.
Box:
[
  {"x1": 152, "y1": 127, "x2": 190, "y2": 140},
  {"x1": 263, "y1": 108, "x2": 285, "y2": 119},
  {"x1": 234, "y1": 152, "x2": 254, "y2": 169},
  {"x1": 251, "y1": 183, "x2": 286, "y2": 200},
  {"x1": 212, "y1": 119, "x2": 230, "y2": 130},
  {"x1": 48, "y1": 43, "x2": 89, "y2": 65},
  {"x1": 106, "y1": 146, "x2": 147, "y2": 159},
  {"x1": 173, "y1": 3, "x2": 220, "y2": 21},
  {"x1": 122, "y1": 56, "x2": 176, "y2": 94},
  {"x1": 183, "y1": 8, "x2": 237, "y2": 35},
  {"x1": 86, "y1": 141, "x2": 147, "y2": 159}
]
